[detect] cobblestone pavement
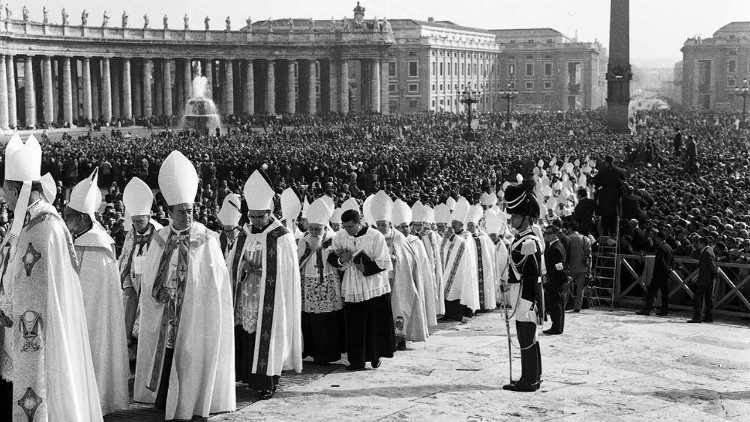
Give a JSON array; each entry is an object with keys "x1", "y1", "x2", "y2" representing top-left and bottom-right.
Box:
[{"x1": 105, "y1": 309, "x2": 750, "y2": 421}]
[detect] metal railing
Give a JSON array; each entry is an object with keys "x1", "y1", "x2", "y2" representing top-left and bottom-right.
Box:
[{"x1": 607, "y1": 253, "x2": 750, "y2": 318}]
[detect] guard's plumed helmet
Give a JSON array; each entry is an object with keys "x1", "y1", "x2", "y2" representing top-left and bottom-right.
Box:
[{"x1": 504, "y1": 180, "x2": 540, "y2": 219}]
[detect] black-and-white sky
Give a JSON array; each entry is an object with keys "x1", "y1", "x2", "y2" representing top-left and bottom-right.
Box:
[{"x1": 12, "y1": 0, "x2": 750, "y2": 68}]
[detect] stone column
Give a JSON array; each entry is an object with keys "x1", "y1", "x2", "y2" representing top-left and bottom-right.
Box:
[
  {"x1": 370, "y1": 59, "x2": 381, "y2": 113},
  {"x1": 265, "y1": 60, "x2": 275, "y2": 114},
  {"x1": 101, "y1": 57, "x2": 112, "y2": 121},
  {"x1": 224, "y1": 60, "x2": 234, "y2": 115},
  {"x1": 339, "y1": 60, "x2": 349, "y2": 114},
  {"x1": 112, "y1": 60, "x2": 122, "y2": 119},
  {"x1": 24, "y1": 56, "x2": 37, "y2": 128},
  {"x1": 143, "y1": 59, "x2": 153, "y2": 117},
  {"x1": 162, "y1": 60, "x2": 172, "y2": 116},
  {"x1": 122, "y1": 58, "x2": 132, "y2": 119},
  {"x1": 81, "y1": 58, "x2": 93, "y2": 122},
  {"x1": 153, "y1": 61, "x2": 163, "y2": 116},
  {"x1": 0, "y1": 55, "x2": 9, "y2": 130},
  {"x1": 380, "y1": 60, "x2": 389, "y2": 115},
  {"x1": 323, "y1": 60, "x2": 336, "y2": 113},
  {"x1": 203, "y1": 59, "x2": 213, "y2": 100},
  {"x1": 243, "y1": 59, "x2": 254, "y2": 114},
  {"x1": 286, "y1": 60, "x2": 296, "y2": 114},
  {"x1": 182, "y1": 59, "x2": 192, "y2": 103},
  {"x1": 91, "y1": 59, "x2": 101, "y2": 120},
  {"x1": 132, "y1": 60, "x2": 142, "y2": 118},
  {"x1": 6, "y1": 56, "x2": 17, "y2": 128},
  {"x1": 306, "y1": 60, "x2": 316, "y2": 114},
  {"x1": 42, "y1": 57, "x2": 54, "y2": 125},
  {"x1": 62, "y1": 57, "x2": 74, "y2": 125},
  {"x1": 71, "y1": 60, "x2": 79, "y2": 121}
]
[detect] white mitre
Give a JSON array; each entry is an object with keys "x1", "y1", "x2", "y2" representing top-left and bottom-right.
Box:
[
  {"x1": 340, "y1": 197, "x2": 360, "y2": 214},
  {"x1": 466, "y1": 204, "x2": 483, "y2": 225},
  {"x1": 434, "y1": 204, "x2": 450, "y2": 224},
  {"x1": 452, "y1": 197, "x2": 470, "y2": 224},
  {"x1": 281, "y1": 188, "x2": 302, "y2": 222},
  {"x1": 411, "y1": 201, "x2": 425, "y2": 222},
  {"x1": 158, "y1": 150, "x2": 199, "y2": 206},
  {"x1": 218, "y1": 193, "x2": 242, "y2": 227},
  {"x1": 301, "y1": 196, "x2": 310, "y2": 220},
  {"x1": 392, "y1": 199, "x2": 412, "y2": 226},
  {"x1": 370, "y1": 190, "x2": 393, "y2": 222},
  {"x1": 423, "y1": 206, "x2": 436, "y2": 225},
  {"x1": 3, "y1": 134, "x2": 43, "y2": 239},
  {"x1": 363, "y1": 194, "x2": 375, "y2": 225},
  {"x1": 445, "y1": 197, "x2": 457, "y2": 211},
  {"x1": 243, "y1": 170, "x2": 274, "y2": 211},
  {"x1": 69, "y1": 168, "x2": 100, "y2": 218},
  {"x1": 40, "y1": 173, "x2": 56, "y2": 204},
  {"x1": 123, "y1": 177, "x2": 154, "y2": 217},
  {"x1": 306, "y1": 198, "x2": 333, "y2": 226},
  {"x1": 330, "y1": 208, "x2": 343, "y2": 225}
]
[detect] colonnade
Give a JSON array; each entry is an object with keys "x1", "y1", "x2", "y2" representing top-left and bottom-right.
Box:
[{"x1": 0, "y1": 54, "x2": 389, "y2": 129}]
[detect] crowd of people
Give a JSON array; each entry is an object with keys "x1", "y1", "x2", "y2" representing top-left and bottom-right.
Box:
[
  {"x1": 4, "y1": 108, "x2": 748, "y2": 264},
  {"x1": 1, "y1": 107, "x2": 748, "y2": 420}
]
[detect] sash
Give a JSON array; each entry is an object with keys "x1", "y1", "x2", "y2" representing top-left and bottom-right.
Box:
[
  {"x1": 443, "y1": 240, "x2": 465, "y2": 296},
  {"x1": 253, "y1": 225, "x2": 288, "y2": 376},
  {"x1": 120, "y1": 224, "x2": 156, "y2": 287},
  {"x1": 231, "y1": 231, "x2": 248, "y2": 310},
  {"x1": 147, "y1": 231, "x2": 190, "y2": 392},
  {"x1": 473, "y1": 235, "x2": 485, "y2": 307}
]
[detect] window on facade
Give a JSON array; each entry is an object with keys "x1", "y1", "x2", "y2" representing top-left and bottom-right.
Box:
[
  {"x1": 447, "y1": 63, "x2": 452, "y2": 76},
  {"x1": 410, "y1": 100, "x2": 418, "y2": 108},
  {"x1": 315, "y1": 85, "x2": 320, "y2": 93},
  {"x1": 526, "y1": 63, "x2": 534, "y2": 77},
  {"x1": 545, "y1": 63, "x2": 553, "y2": 76},
  {"x1": 544, "y1": 81, "x2": 552, "y2": 89},
  {"x1": 410, "y1": 84, "x2": 419, "y2": 92},
  {"x1": 525, "y1": 82, "x2": 534, "y2": 90},
  {"x1": 728, "y1": 78, "x2": 736, "y2": 87},
  {"x1": 431, "y1": 99, "x2": 436, "y2": 107},
  {"x1": 509, "y1": 82, "x2": 516, "y2": 89},
  {"x1": 389, "y1": 62, "x2": 396, "y2": 77},
  {"x1": 432, "y1": 84, "x2": 436, "y2": 92},
  {"x1": 728, "y1": 59, "x2": 737, "y2": 73},
  {"x1": 409, "y1": 51, "x2": 417, "y2": 57},
  {"x1": 389, "y1": 84, "x2": 397, "y2": 92},
  {"x1": 462, "y1": 63, "x2": 466, "y2": 76},
  {"x1": 455, "y1": 84, "x2": 458, "y2": 91},
  {"x1": 409, "y1": 61, "x2": 418, "y2": 77},
  {"x1": 439, "y1": 62, "x2": 444, "y2": 76},
  {"x1": 438, "y1": 84, "x2": 443, "y2": 92},
  {"x1": 431, "y1": 62, "x2": 436, "y2": 76},
  {"x1": 545, "y1": 55, "x2": 552, "y2": 59},
  {"x1": 508, "y1": 64, "x2": 515, "y2": 76},
  {"x1": 315, "y1": 62, "x2": 320, "y2": 77}
]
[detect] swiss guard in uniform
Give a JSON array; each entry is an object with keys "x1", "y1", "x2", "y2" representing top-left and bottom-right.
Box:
[{"x1": 503, "y1": 180, "x2": 545, "y2": 392}]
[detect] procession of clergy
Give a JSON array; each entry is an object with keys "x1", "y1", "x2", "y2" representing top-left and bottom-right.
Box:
[{"x1": 0, "y1": 134, "x2": 552, "y2": 421}]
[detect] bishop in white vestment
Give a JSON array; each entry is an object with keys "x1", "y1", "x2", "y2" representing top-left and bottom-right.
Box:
[
  {"x1": 65, "y1": 169, "x2": 130, "y2": 415},
  {"x1": 1, "y1": 134, "x2": 103, "y2": 421},
  {"x1": 466, "y1": 205, "x2": 498, "y2": 311},
  {"x1": 134, "y1": 151, "x2": 236, "y2": 419},
  {"x1": 441, "y1": 198, "x2": 480, "y2": 321},
  {"x1": 233, "y1": 170, "x2": 302, "y2": 400}
]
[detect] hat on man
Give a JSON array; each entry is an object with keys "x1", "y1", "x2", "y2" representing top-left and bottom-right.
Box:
[
  {"x1": 243, "y1": 170, "x2": 275, "y2": 211},
  {"x1": 69, "y1": 168, "x2": 100, "y2": 218},
  {"x1": 281, "y1": 188, "x2": 302, "y2": 222},
  {"x1": 411, "y1": 201, "x2": 426, "y2": 222},
  {"x1": 452, "y1": 197, "x2": 470, "y2": 224},
  {"x1": 435, "y1": 204, "x2": 451, "y2": 224},
  {"x1": 466, "y1": 204, "x2": 483, "y2": 225},
  {"x1": 217, "y1": 193, "x2": 242, "y2": 227},
  {"x1": 41, "y1": 173, "x2": 57, "y2": 204},
  {"x1": 123, "y1": 177, "x2": 154, "y2": 217},
  {"x1": 306, "y1": 197, "x2": 333, "y2": 226},
  {"x1": 446, "y1": 197, "x2": 457, "y2": 211},
  {"x1": 159, "y1": 151, "x2": 199, "y2": 206},
  {"x1": 371, "y1": 191, "x2": 393, "y2": 222},
  {"x1": 392, "y1": 199, "x2": 412, "y2": 226},
  {"x1": 340, "y1": 197, "x2": 360, "y2": 214}
]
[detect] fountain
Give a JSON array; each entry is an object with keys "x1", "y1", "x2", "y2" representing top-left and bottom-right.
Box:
[{"x1": 181, "y1": 62, "x2": 222, "y2": 135}]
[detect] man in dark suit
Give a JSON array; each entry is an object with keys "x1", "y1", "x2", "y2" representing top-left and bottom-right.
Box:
[
  {"x1": 543, "y1": 226, "x2": 570, "y2": 334},
  {"x1": 689, "y1": 237, "x2": 717, "y2": 323},
  {"x1": 637, "y1": 230, "x2": 674, "y2": 316},
  {"x1": 673, "y1": 127, "x2": 682, "y2": 156},
  {"x1": 572, "y1": 188, "x2": 597, "y2": 236},
  {"x1": 591, "y1": 155, "x2": 627, "y2": 237}
]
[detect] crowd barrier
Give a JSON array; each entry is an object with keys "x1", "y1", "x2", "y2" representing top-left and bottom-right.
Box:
[{"x1": 609, "y1": 254, "x2": 750, "y2": 318}]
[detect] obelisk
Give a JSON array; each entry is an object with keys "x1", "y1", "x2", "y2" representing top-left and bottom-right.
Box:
[{"x1": 606, "y1": 0, "x2": 632, "y2": 132}]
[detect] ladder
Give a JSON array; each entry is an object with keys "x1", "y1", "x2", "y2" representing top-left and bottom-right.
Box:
[{"x1": 588, "y1": 219, "x2": 619, "y2": 308}]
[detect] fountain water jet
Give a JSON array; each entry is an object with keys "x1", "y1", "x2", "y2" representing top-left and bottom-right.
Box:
[{"x1": 180, "y1": 62, "x2": 222, "y2": 135}]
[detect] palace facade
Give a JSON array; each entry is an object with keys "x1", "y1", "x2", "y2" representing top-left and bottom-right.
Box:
[
  {"x1": 682, "y1": 22, "x2": 750, "y2": 110},
  {"x1": 0, "y1": 2, "x2": 606, "y2": 129}
]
